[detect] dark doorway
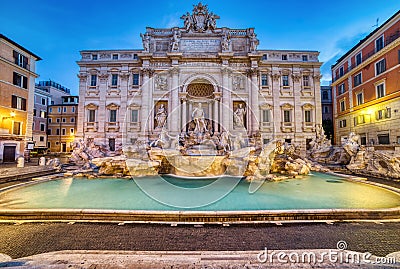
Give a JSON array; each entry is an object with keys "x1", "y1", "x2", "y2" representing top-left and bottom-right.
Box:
[
  {"x1": 109, "y1": 138, "x2": 116, "y2": 151},
  {"x1": 3, "y1": 146, "x2": 16, "y2": 162},
  {"x1": 378, "y1": 134, "x2": 390, "y2": 145},
  {"x1": 306, "y1": 138, "x2": 312, "y2": 150},
  {"x1": 61, "y1": 143, "x2": 67, "y2": 152}
]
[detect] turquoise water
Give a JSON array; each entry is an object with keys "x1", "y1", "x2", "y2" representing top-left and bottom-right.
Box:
[{"x1": 0, "y1": 173, "x2": 399, "y2": 211}]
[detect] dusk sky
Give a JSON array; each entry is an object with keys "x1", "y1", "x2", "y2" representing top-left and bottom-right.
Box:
[{"x1": 0, "y1": 0, "x2": 398, "y2": 94}]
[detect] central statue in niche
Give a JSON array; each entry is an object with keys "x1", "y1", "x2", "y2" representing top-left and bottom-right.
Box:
[{"x1": 192, "y1": 103, "x2": 208, "y2": 134}]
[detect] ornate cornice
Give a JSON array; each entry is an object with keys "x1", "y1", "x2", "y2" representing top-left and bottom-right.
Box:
[
  {"x1": 119, "y1": 72, "x2": 130, "y2": 81},
  {"x1": 272, "y1": 73, "x2": 281, "y2": 81},
  {"x1": 280, "y1": 103, "x2": 294, "y2": 109},
  {"x1": 77, "y1": 73, "x2": 87, "y2": 82},
  {"x1": 313, "y1": 74, "x2": 323, "y2": 81},
  {"x1": 291, "y1": 73, "x2": 301, "y2": 82},
  {"x1": 141, "y1": 68, "x2": 154, "y2": 76}
]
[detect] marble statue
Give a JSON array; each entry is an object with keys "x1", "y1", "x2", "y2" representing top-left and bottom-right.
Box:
[
  {"x1": 219, "y1": 131, "x2": 231, "y2": 152},
  {"x1": 171, "y1": 29, "x2": 180, "y2": 52},
  {"x1": 233, "y1": 104, "x2": 246, "y2": 128},
  {"x1": 180, "y1": 3, "x2": 219, "y2": 33},
  {"x1": 343, "y1": 132, "x2": 360, "y2": 157},
  {"x1": 249, "y1": 32, "x2": 259, "y2": 52},
  {"x1": 183, "y1": 12, "x2": 193, "y2": 32},
  {"x1": 150, "y1": 128, "x2": 169, "y2": 148},
  {"x1": 192, "y1": 103, "x2": 207, "y2": 134},
  {"x1": 206, "y1": 12, "x2": 217, "y2": 31},
  {"x1": 232, "y1": 132, "x2": 245, "y2": 150},
  {"x1": 140, "y1": 33, "x2": 150, "y2": 52},
  {"x1": 155, "y1": 104, "x2": 167, "y2": 129},
  {"x1": 155, "y1": 75, "x2": 167, "y2": 90},
  {"x1": 221, "y1": 31, "x2": 231, "y2": 52}
]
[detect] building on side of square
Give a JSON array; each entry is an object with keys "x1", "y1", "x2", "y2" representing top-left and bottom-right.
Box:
[
  {"x1": 33, "y1": 85, "x2": 51, "y2": 151},
  {"x1": 321, "y1": 86, "x2": 334, "y2": 142},
  {"x1": 0, "y1": 34, "x2": 41, "y2": 162},
  {"x1": 76, "y1": 3, "x2": 322, "y2": 153},
  {"x1": 331, "y1": 11, "x2": 400, "y2": 146},
  {"x1": 47, "y1": 96, "x2": 78, "y2": 152},
  {"x1": 33, "y1": 80, "x2": 72, "y2": 152}
]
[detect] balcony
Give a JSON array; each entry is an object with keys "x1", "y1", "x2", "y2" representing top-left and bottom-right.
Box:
[
  {"x1": 105, "y1": 122, "x2": 120, "y2": 132},
  {"x1": 280, "y1": 86, "x2": 292, "y2": 96},
  {"x1": 260, "y1": 86, "x2": 272, "y2": 96},
  {"x1": 107, "y1": 87, "x2": 121, "y2": 96},
  {"x1": 281, "y1": 122, "x2": 294, "y2": 132},
  {"x1": 302, "y1": 122, "x2": 315, "y2": 132},
  {"x1": 261, "y1": 122, "x2": 273, "y2": 131},
  {"x1": 332, "y1": 31, "x2": 400, "y2": 82},
  {"x1": 84, "y1": 122, "x2": 98, "y2": 132},
  {"x1": 301, "y1": 87, "x2": 313, "y2": 96},
  {"x1": 127, "y1": 122, "x2": 140, "y2": 131},
  {"x1": 86, "y1": 86, "x2": 99, "y2": 96}
]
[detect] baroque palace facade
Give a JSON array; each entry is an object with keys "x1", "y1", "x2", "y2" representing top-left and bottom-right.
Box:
[{"x1": 76, "y1": 3, "x2": 322, "y2": 152}]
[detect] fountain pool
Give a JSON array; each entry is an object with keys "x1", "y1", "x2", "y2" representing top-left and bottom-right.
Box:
[
  {"x1": 0, "y1": 172, "x2": 399, "y2": 223},
  {"x1": 0, "y1": 173, "x2": 399, "y2": 211}
]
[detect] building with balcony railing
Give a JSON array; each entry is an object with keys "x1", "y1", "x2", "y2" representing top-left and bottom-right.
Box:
[
  {"x1": 331, "y1": 10, "x2": 400, "y2": 145},
  {"x1": 0, "y1": 34, "x2": 41, "y2": 162}
]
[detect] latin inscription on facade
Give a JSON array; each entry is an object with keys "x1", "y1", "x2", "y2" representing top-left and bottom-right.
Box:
[{"x1": 180, "y1": 39, "x2": 221, "y2": 52}]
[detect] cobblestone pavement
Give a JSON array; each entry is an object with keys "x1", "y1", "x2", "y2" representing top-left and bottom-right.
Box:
[{"x1": 0, "y1": 222, "x2": 398, "y2": 259}]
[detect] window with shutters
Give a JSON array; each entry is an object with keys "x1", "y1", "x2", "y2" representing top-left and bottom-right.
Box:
[
  {"x1": 376, "y1": 108, "x2": 391, "y2": 120},
  {"x1": 375, "y1": 59, "x2": 386, "y2": 75},
  {"x1": 13, "y1": 50, "x2": 28, "y2": 69},
  {"x1": 13, "y1": 122, "x2": 21, "y2": 135},
  {"x1": 11, "y1": 95, "x2": 26, "y2": 111},
  {"x1": 354, "y1": 73, "x2": 362, "y2": 87},
  {"x1": 13, "y1": 72, "x2": 28, "y2": 89}
]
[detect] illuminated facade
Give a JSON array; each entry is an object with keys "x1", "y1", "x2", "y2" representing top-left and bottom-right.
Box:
[
  {"x1": 331, "y1": 11, "x2": 400, "y2": 145},
  {"x1": 0, "y1": 34, "x2": 41, "y2": 162},
  {"x1": 76, "y1": 4, "x2": 323, "y2": 152}
]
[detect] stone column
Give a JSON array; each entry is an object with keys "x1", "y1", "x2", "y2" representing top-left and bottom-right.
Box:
[
  {"x1": 250, "y1": 68, "x2": 259, "y2": 134},
  {"x1": 140, "y1": 68, "x2": 151, "y2": 135},
  {"x1": 181, "y1": 98, "x2": 187, "y2": 132},
  {"x1": 76, "y1": 73, "x2": 88, "y2": 140},
  {"x1": 119, "y1": 70, "x2": 129, "y2": 144},
  {"x1": 214, "y1": 97, "x2": 219, "y2": 131},
  {"x1": 271, "y1": 70, "x2": 281, "y2": 137},
  {"x1": 292, "y1": 72, "x2": 302, "y2": 134},
  {"x1": 221, "y1": 67, "x2": 232, "y2": 132},
  {"x1": 98, "y1": 70, "x2": 108, "y2": 145},
  {"x1": 313, "y1": 73, "x2": 323, "y2": 126},
  {"x1": 170, "y1": 67, "x2": 180, "y2": 134}
]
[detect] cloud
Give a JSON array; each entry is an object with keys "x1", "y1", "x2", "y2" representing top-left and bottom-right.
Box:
[
  {"x1": 162, "y1": 12, "x2": 181, "y2": 28},
  {"x1": 319, "y1": 28, "x2": 370, "y2": 86}
]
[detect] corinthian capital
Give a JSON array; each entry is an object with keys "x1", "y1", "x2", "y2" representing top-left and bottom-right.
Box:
[
  {"x1": 141, "y1": 68, "x2": 154, "y2": 76},
  {"x1": 77, "y1": 73, "x2": 88, "y2": 82}
]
